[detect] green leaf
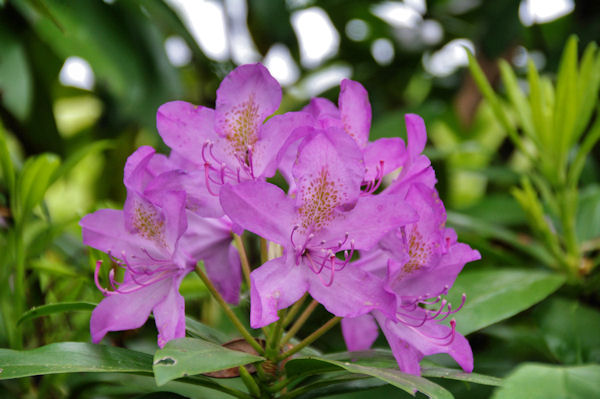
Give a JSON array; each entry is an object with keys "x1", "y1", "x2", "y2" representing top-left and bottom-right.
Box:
[
  {"x1": 285, "y1": 354, "x2": 453, "y2": 399},
  {"x1": 445, "y1": 269, "x2": 566, "y2": 335},
  {"x1": 0, "y1": 342, "x2": 152, "y2": 379},
  {"x1": 296, "y1": 358, "x2": 453, "y2": 399},
  {"x1": 15, "y1": 153, "x2": 61, "y2": 223},
  {"x1": 498, "y1": 60, "x2": 535, "y2": 143},
  {"x1": 184, "y1": 317, "x2": 230, "y2": 344},
  {"x1": 18, "y1": 301, "x2": 96, "y2": 326},
  {"x1": 527, "y1": 58, "x2": 550, "y2": 151},
  {"x1": 421, "y1": 365, "x2": 502, "y2": 387},
  {"x1": 491, "y1": 364, "x2": 600, "y2": 399},
  {"x1": 446, "y1": 212, "x2": 554, "y2": 266},
  {"x1": 287, "y1": 375, "x2": 390, "y2": 399},
  {"x1": 554, "y1": 35, "x2": 579, "y2": 153},
  {"x1": 152, "y1": 338, "x2": 264, "y2": 386},
  {"x1": 0, "y1": 20, "x2": 33, "y2": 121},
  {"x1": 287, "y1": 351, "x2": 502, "y2": 388},
  {"x1": 14, "y1": 0, "x2": 182, "y2": 129},
  {"x1": 466, "y1": 52, "x2": 527, "y2": 157},
  {"x1": 51, "y1": 140, "x2": 113, "y2": 185},
  {"x1": 536, "y1": 297, "x2": 600, "y2": 364},
  {"x1": 569, "y1": 114, "x2": 600, "y2": 187},
  {"x1": 576, "y1": 185, "x2": 600, "y2": 243},
  {"x1": 134, "y1": 393, "x2": 190, "y2": 399},
  {"x1": 574, "y1": 42, "x2": 600, "y2": 143},
  {"x1": 0, "y1": 122, "x2": 15, "y2": 195}
]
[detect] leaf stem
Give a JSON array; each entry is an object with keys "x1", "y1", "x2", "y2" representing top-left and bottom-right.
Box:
[
  {"x1": 280, "y1": 299, "x2": 319, "y2": 346},
  {"x1": 195, "y1": 265, "x2": 264, "y2": 355},
  {"x1": 277, "y1": 316, "x2": 341, "y2": 361}
]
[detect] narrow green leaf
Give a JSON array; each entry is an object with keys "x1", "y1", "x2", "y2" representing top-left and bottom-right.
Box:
[
  {"x1": 491, "y1": 364, "x2": 600, "y2": 399},
  {"x1": 467, "y1": 52, "x2": 527, "y2": 157},
  {"x1": 292, "y1": 358, "x2": 453, "y2": 399},
  {"x1": 574, "y1": 42, "x2": 600, "y2": 143},
  {"x1": 18, "y1": 301, "x2": 96, "y2": 326},
  {"x1": 0, "y1": 342, "x2": 152, "y2": 379},
  {"x1": 0, "y1": 122, "x2": 15, "y2": 195},
  {"x1": 184, "y1": 317, "x2": 230, "y2": 344},
  {"x1": 527, "y1": 59, "x2": 551, "y2": 155},
  {"x1": 554, "y1": 35, "x2": 579, "y2": 154},
  {"x1": 0, "y1": 22, "x2": 33, "y2": 121},
  {"x1": 498, "y1": 60, "x2": 535, "y2": 143},
  {"x1": 446, "y1": 212, "x2": 554, "y2": 266},
  {"x1": 288, "y1": 351, "x2": 502, "y2": 388},
  {"x1": 16, "y1": 153, "x2": 60, "y2": 223},
  {"x1": 50, "y1": 140, "x2": 113, "y2": 185},
  {"x1": 576, "y1": 185, "x2": 600, "y2": 244},
  {"x1": 421, "y1": 365, "x2": 502, "y2": 387},
  {"x1": 445, "y1": 269, "x2": 566, "y2": 335},
  {"x1": 286, "y1": 376, "x2": 388, "y2": 399},
  {"x1": 153, "y1": 338, "x2": 264, "y2": 386},
  {"x1": 569, "y1": 111, "x2": 600, "y2": 186}
]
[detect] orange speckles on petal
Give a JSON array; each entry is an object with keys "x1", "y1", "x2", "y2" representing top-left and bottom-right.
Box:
[
  {"x1": 133, "y1": 203, "x2": 167, "y2": 247},
  {"x1": 224, "y1": 94, "x2": 261, "y2": 161},
  {"x1": 402, "y1": 225, "x2": 432, "y2": 275},
  {"x1": 298, "y1": 167, "x2": 347, "y2": 232}
]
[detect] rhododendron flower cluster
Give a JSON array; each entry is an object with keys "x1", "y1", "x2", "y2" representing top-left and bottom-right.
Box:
[{"x1": 80, "y1": 63, "x2": 479, "y2": 375}]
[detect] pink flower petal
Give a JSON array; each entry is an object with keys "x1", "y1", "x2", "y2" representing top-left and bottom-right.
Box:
[{"x1": 339, "y1": 79, "x2": 371, "y2": 147}]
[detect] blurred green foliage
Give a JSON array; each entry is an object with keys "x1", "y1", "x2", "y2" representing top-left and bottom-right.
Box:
[{"x1": 1, "y1": 0, "x2": 600, "y2": 398}]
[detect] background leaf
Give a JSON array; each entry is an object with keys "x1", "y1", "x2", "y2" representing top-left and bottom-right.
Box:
[
  {"x1": 17, "y1": 301, "x2": 96, "y2": 326},
  {"x1": 445, "y1": 269, "x2": 566, "y2": 335},
  {"x1": 0, "y1": 342, "x2": 152, "y2": 379},
  {"x1": 152, "y1": 338, "x2": 263, "y2": 386},
  {"x1": 491, "y1": 363, "x2": 600, "y2": 399}
]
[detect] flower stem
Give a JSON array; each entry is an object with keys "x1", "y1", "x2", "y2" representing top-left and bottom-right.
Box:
[
  {"x1": 234, "y1": 234, "x2": 252, "y2": 288},
  {"x1": 282, "y1": 293, "x2": 308, "y2": 328},
  {"x1": 277, "y1": 316, "x2": 341, "y2": 361},
  {"x1": 265, "y1": 313, "x2": 285, "y2": 359},
  {"x1": 234, "y1": 233, "x2": 270, "y2": 340},
  {"x1": 280, "y1": 299, "x2": 318, "y2": 346},
  {"x1": 260, "y1": 237, "x2": 269, "y2": 265},
  {"x1": 195, "y1": 265, "x2": 264, "y2": 355}
]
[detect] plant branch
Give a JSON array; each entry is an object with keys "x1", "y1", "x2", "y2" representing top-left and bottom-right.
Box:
[
  {"x1": 195, "y1": 265, "x2": 264, "y2": 355},
  {"x1": 278, "y1": 316, "x2": 341, "y2": 361},
  {"x1": 280, "y1": 299, "x2": 319, "y2": 346}
]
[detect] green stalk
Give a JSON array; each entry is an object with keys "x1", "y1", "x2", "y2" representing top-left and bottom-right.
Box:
[
  {"x1": 282, "y1": 293, "x2": 308, "y2": 328},
  {"x1": 195, "y1": 265, "x2": 264, "y2": 355},
  {"x1": 239, "y1": 366, "x2": 261, "y2": 397},
  {"x1": 260, "y1": 237, "x2": 269, "y2": 265},
  {"x1": 13, "y1": 226, "x2": 24, "y2": 349},
  {"x1": 234, "y1": 234, "x2": 252, "y2": 288},
  {"x1": 265, "y1": 312, "x2": 285, "y2": 359},
  {"x1": 277, "y1": 316, "x2": 341, "y2": 361},
  {"x1": 558, "y1": 188, "x2": 581, "y2": 277},
  {"x1": 280, "y1": 299, "x2": 319, "y2": 346},
  {"x1": 234, "y1": 234, "x2": 270, "y2": 340}
]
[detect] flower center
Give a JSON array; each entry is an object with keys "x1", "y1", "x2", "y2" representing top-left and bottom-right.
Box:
[
  {"x1": 224, "y1": 94, "x2": 260, "y2": 164},
  {"x1": 298, "y1": 167, "x2": 342, "y2": 232},
  {"x1": 132, "y1": 202, "x2": 167, "y2": 248}
]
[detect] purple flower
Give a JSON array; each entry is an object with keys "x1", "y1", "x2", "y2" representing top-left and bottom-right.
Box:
[
  {"x1": 342, "y1": 184, "x2": 481, "y2": 375},
  {"x1": 384, "y1": 114, "x2": 437, "y2": 197},
  {"x1": 156, "y1": 63, "x2": 313, "y2": 216},
  {"x1": 302, "y1": 79, "x2": 406, "y2": 193},
  {"x1": 80, "y1": 146, "x2": 240, "y2": 347},
  {"x1": 220, "y1": 128, "x2": 417, "y2": 328}
]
